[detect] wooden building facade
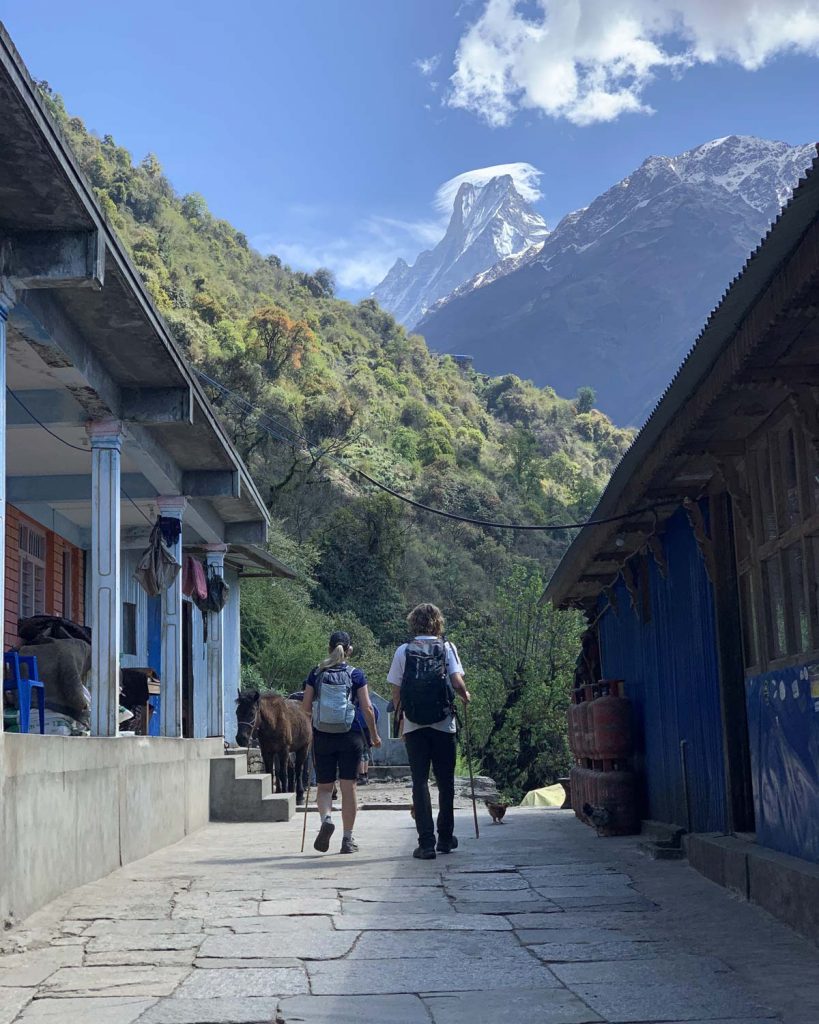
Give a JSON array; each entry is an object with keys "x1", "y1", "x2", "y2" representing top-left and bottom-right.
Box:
[{"x1": 545, "y1": 148, "x2": 819, "y2": 940}]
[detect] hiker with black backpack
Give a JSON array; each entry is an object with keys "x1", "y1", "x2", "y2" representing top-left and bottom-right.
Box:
[
  {"x1": 302, "y1": 630, "x2": 381, "y2": 854},
  {"x1": 388, "y1": 603, "x2": 470, "y2": 860}
]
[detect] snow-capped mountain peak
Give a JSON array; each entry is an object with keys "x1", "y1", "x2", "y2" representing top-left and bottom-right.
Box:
[
  {"x1": 413, "y1": 135, "x2": 816, "y2": 425},
  {"x1": 373, "y1": 174, "x2": 548, "y2": 329}
]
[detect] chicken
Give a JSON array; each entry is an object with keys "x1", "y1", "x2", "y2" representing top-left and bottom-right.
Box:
[
  {"x1": 582, "y1": 802, "x2": 611, "y2": 835},
  {"x1": 485, "y1": 800, "x2": 508, "y2": 824}
]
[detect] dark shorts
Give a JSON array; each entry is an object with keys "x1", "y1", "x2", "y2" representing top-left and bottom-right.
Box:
[{"x1": 313, "y1": 729, "x2": 364, "y2": 784}]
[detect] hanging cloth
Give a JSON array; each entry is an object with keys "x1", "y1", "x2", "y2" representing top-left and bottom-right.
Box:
[
  {"x1": 192, "y1": 565, "x2": 230, "y2": 614},
  {"x1": 182, "y1": 555, "x2": 208, "y2": 601},
  {"x1": 134, "y1": 521, "x2": 181, "y2": 598},
  {"x1": 158, "y1": 515, "x2": 182, "y2": 547}
]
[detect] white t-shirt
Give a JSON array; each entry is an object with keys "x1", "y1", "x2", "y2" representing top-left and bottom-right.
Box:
[{"x1": 387, "y1": 636, "x2": 464, "y2": 734}]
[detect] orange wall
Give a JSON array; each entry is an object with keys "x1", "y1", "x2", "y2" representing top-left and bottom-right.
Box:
[{"x1": 5, "y1": 505, "x2": 85, "y2": 649}]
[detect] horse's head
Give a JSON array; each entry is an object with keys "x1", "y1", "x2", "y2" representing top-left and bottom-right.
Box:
[{"x1": 235, "y1": 688, "x2": 260, "y2": 747}]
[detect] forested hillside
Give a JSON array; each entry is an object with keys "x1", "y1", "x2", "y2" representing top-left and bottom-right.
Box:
[{"x1": 40, "y1": 84, "x2": 633, "y2": 797}]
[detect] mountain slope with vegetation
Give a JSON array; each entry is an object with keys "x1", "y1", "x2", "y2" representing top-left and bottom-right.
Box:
[{"x1": 40, "y1": 84, "x2": 633, "y2": 797}]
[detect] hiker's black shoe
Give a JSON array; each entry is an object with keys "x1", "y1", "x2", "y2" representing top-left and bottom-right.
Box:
[
  {"x1": 436, "y1": 836, "x2": 459, "y2": 854},
  {"x1": 340, "y1": 836, "x2": 359, "y2": 854},
  {"x1": 313, "y1": 819, "x2": 335, "y2": 853},
  {"x1": 413, "y1": 846, "x2": 436, "y2": 860}
]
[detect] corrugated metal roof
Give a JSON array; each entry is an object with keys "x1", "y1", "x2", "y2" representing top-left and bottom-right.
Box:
[{"x1": 545, "y1": 146, "x2": 819, "y2": 607}]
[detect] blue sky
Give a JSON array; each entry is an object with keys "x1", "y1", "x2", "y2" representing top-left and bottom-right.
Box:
[{"x1": 5, "y1": 0, "x2": 819, "y2": 297}]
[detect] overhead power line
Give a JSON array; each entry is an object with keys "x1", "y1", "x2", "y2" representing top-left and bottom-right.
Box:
[
  {"x1": 195, "y1": 369, "x2": 676, "y2": 532},
  {"x1": 7, "y1": 388, "x2": 155, "y2": 527}
]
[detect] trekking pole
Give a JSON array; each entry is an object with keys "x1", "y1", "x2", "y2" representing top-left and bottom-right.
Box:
[
  {"x1": 463, "y1": 705, "x2": 480, "y2": 840},
  {"x1": 300, "y1": 779, "x2": 311, "y2": 853}
]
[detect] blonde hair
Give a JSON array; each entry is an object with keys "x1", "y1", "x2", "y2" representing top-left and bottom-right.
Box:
[
  {"x1": 318, "y1": 644, "x2": 347, "y2": 671},
  {"x1": 407, "y1": 603, "x2": 445, "y2": 637}
]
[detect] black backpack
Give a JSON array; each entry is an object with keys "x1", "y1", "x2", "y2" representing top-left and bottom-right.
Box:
[{"x1": 400, "y1": 637, "x2": 456, "y2": 726}]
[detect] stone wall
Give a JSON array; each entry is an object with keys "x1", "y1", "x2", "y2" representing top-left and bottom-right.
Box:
[
  {"x1": 369, "y1": 692, "x2": 409, "y2": 766},
  {"x1": 0, "y1": 733, "x2": 221, "y2": 927}
]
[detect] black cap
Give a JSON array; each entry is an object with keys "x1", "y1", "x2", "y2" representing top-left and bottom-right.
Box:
[{"x1": 330, "y1": 630, "x2": 351, "y2": 649}]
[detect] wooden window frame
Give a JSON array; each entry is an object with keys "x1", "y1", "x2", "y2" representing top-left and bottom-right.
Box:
[
  {"x1": 62, "y1": 548, "x2": 74, "y2": 621},
  {"x1": 19, "y1": 522, "x2": 47, "y2": 620},
  {"x1": 738, "y1": 402, "x2": 819, "y2": 674}
]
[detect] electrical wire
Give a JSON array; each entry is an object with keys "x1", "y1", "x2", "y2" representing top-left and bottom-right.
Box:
[
  {"x1": 7, "y1": 387, "x2": 89, "y2": 453},
  {"x1": 6, "y1": 387, "x2": 155, "y2": 527},
  {"x1": 195, "y1": 369, "x2": 678, "y2": 532}
]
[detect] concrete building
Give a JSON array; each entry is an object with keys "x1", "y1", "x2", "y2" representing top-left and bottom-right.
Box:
[
  {"x1": 0, "y1": 26, "x2": 292, "y2": 926},
  {"x1": 544, "y1": 147, "x2": 819, "y2": 942}
]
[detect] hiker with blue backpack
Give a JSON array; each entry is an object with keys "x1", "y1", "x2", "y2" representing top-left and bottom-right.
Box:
[
  {"x1": 388, "y1": 603, "x2": 471, "y2": 860},
  {"x1": 302, "y1": 630, "x2": 381, "y2": 854}
]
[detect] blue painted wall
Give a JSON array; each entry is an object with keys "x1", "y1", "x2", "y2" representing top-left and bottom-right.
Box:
[
  {"x1": 598, "y1": 508, "x2": 728, "y2": 832},
  {"x1": 746, "y1": 664, "x2": 819, "y2": 861}
]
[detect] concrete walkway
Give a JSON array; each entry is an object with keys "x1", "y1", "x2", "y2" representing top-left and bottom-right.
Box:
[{"x1": 1, "y1": 808, "x2": 818, "y2": 1024}]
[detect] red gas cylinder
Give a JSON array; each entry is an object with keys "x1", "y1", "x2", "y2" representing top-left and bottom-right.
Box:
[
  {"x1": 582, "y1": 685, "x2": 596, "y2": 755},
  {"x1": 576, "y1": 701, "x2": 589, "y2": 757},
  {"x1": 567, "y1": 699, "x2": 583, "y2": 757},
  {"x1": 590, "y1": 681, "x2": 632, "y2": 760},
  {"x1": 569, "y1": 765, "x2": 581, "y2": 819},
  {"x1": 594, "y1": 768, "x2": 639, "y2": 835},
  {"x1": 570, "y1": 765, "x2": 589, "y2": 821}
]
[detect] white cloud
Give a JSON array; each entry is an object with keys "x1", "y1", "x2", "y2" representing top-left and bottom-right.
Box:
[
  {"x1": 415, "y1": 54, "x2": 441, "y2": 77},
  {"x1": 448, "y1": 0, "x2": 819, "y2": 126},
  {"x1": 252, "y1": 214, "x2": 446, "y2": 292},
  {"x1": 435, "y1": 161, "x2": 543, "y2": 211},
  {"x1": 253, "y1": 165, "x2": 545, "y2": 292}
]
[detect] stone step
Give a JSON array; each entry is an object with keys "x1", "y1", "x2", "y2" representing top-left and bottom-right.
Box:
[
  {"x1": 209, "y1": 755, "x2": 294, "y2": 823},
  {"x1": 641, "y1": 819, "x2": 686, "y2": 847},
  {"x1": 639, "y1": 840, "x2": 687, "y2": 861}
]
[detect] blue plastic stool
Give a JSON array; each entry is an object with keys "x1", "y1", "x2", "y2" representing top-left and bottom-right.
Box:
[
  {"x1": 3, "y1": 652, "x2": 45, "y2": 734},
  {"x1": 148, "y1": 695, "x2": 161, "y2": 736}
]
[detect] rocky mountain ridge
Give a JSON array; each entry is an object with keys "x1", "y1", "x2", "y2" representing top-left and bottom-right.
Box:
[
  {"x1": 412, "y1": 136, "x2": 816, "y2": 424},
  {"x1": 373, "y1": 173, "x2": 548, "y2": 329}
]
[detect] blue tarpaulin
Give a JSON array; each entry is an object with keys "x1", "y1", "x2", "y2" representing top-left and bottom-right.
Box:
[
  {"x1": 598, "y1": 507, "x2": 727, "y2": 833},
  {"x1": 746, "y1": 664, "x2": 819, "y2": 862}
]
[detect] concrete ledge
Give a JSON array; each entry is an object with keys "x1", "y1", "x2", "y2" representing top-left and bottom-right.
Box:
[
  {"x1": 686, "y1": 833, "x2": 750, "y2": 898},
  {"x1": 686, "y1": 833, "x2": 819, "y2": 943},
  {"x1": 1, "y1": 734, "x2": 222, "y2": 927}
]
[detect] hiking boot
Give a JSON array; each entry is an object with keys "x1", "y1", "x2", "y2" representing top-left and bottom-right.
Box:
[
  {"x1": 340, "y1": 836, "x2": 359, "y2": 854},
  {"x1": 436, "y1": 836, "x2": 459, "y2": 854},
  {"x1": 413, "y1": 846, "x2": 436, "y2": 860},
  {"x1": 313, "y1": 819, "x2": 335, "y2": 853}
]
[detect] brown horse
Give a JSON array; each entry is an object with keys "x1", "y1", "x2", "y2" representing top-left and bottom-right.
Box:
[{"x1": 235, "y1": 689, "x2": 311, "y2": 804}]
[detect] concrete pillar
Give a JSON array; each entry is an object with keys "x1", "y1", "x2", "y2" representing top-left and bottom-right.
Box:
[
  {"x1": 0, "y1": 284, "x2": 10, "y2": 736},
  {"x1": 157, "y1": 496, "x2": 186, "y2": 737},
  {"x1": 204, "y1": 544, "x2": 227, "y2": 738},
  {"x1": 87, "y1": 419, "x2": 123, "y2": 737}
]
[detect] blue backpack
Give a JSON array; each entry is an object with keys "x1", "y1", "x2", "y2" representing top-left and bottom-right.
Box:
[{"x1": 311, "y1": 665, "x2": 356, "y2": 733}]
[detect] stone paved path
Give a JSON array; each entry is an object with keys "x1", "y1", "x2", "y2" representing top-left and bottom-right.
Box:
[{"x1": 2, "y1": 808, "x2": 818, "y2": 1024}]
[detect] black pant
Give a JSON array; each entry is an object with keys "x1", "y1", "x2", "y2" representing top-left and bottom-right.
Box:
[{"x1": 405, "y1": 727, "x2": 456, "y2": 849}]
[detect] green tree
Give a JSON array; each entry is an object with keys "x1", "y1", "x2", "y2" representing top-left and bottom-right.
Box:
[
  {"x1": 459, "y1": 566, "x2": 584, "y2": 799},
  {"x1": 503, "y1": 426, "x2": 544, "y2": 495},
  {"x1": 575, "y1": 386, "x2": 596, "y2": 414}
]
